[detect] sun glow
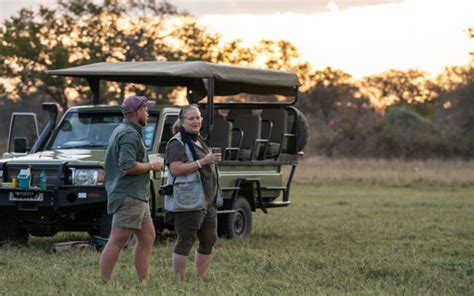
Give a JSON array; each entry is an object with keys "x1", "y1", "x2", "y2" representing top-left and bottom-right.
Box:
[{"x1": 198, "y1": 0, "x2": 474, "y2": 78}]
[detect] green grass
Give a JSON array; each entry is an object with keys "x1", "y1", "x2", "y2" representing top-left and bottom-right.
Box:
[{"x1": 1, "y1": 182, "x2": 473, "y2": 295}]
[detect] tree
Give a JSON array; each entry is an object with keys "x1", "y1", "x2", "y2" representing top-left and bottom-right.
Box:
[
  {"x1": 0, "y1": 0, "x2": 316, "y2": 110},
  {"x1": 469, "y1": 26, "x2": 474, "y2": 57},
  {"x1": 300, "y1": 67, "x2": 357, "y2": 122},
  {"x1": 296, "y1": 67, "x2": 381, "y2": 156},
  {"x1": 358, "y1": 69, "x2": 437, "y2": 111},
  {"x1": 0, "y1": 0, "x2": 219, "y2": 110},
  {"x1": 374, "y1": 104, "x2": 444, "y2": 158},
  {"x1": 251, "y1": 40, "x2": 312, "y2": 89},
  {"x1": 433, "y1": 65, "x2": 474, "y2": 156}
]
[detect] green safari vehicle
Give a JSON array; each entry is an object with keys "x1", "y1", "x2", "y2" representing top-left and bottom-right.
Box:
[{"x1": 0, "y1": 61, "x2": 309, "y2": 243}]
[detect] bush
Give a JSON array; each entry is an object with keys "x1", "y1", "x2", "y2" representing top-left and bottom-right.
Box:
[{"x1": 372, "y1": 105, "x2": 446, "y2": 158}]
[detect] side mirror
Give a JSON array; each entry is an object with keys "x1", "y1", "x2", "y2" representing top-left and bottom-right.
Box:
[
  {"x1": 42, "y1": 102, "x2": 58, "y2": 113},
  {"x1": 14, "y1": 137, "x2": 28, "y2": 153}
]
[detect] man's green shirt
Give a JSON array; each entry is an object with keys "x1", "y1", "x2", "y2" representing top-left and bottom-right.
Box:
[{"x1": 104, "y1": 119, "x2": 150, "y2": 214}]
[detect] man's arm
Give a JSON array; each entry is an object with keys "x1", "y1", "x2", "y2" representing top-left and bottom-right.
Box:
[
  {"x1": 126, "y1": 160, "x2": 164, "y2": 175},
  {"x1": 118, "y1": 133, "x2": 164, "y2": 175}
]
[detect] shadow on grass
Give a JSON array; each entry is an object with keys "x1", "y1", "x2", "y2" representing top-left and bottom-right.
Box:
[{"x1": 12, "y1": 229, "x2": 178, "y2": 253}]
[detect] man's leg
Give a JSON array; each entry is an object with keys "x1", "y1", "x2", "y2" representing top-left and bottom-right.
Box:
[
  {"x1": 133, "y1": 222, "x2": 156, "y2": 282},
  {"x1": 100, "y1": 227, "x2": 134, "y2": 281}
]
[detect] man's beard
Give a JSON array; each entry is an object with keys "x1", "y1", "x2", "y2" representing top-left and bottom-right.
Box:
[{"x1": 138, "y1": 115, "x2": 147, "y2": 126}]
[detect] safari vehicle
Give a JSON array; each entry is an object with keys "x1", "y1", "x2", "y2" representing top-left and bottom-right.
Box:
[{"x1": 0, "y1": 61, "x2": 308, "y2": 243}]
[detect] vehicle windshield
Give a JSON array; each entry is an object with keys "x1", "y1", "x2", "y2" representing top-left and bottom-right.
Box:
[{"x1": 48, "y1": 111, "x2": 158, "y2": 150}]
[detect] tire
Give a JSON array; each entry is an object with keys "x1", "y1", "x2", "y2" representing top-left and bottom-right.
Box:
[
  {"x1": 0, "y1": 219, "x2": 29, "y2": 245},
  {"x1": 98, "y1": 211, "x2": 112, "y2": 238},
  {"x1": 292, "y1": 107, "x2": 310, "y2": 152},
  {"x1": 88, "y1": 212, "x2": 113, "y2": 252},
  {"x1": 218, "y1": 196, "x2": 252, "y2": 239}
]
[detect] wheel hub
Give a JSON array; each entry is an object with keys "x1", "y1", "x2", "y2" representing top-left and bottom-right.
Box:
[{"x1": 234, "y1": 210, "x2": 245, "y2": 234}]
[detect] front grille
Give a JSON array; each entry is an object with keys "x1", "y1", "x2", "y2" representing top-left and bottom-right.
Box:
[{"x1": 6, "y1": 167, "x2": 61, "y2": 187}]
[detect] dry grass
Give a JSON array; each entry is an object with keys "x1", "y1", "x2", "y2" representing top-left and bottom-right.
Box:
[
  {"x1": 293, "y1": 156, "x2": 474, "y2": 186},
  {"x1": 1, "y1": 183, "x2": 473, "y2": 295}
]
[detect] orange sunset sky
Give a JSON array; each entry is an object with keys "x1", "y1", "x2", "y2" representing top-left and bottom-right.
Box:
[{"x1": 1, "y1": 0, "x2": 473, "y2": 78}]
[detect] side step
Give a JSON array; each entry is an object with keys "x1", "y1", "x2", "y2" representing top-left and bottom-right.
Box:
[
  {"x1": 261, "y1": 186, "x2": 287, "y2": 190},
  {"x1": 217, "y1": 209, "x2": 236, "y2": 215},
  {"x1": 260, "y1": 201, "x2": 291, "y2": 208}
]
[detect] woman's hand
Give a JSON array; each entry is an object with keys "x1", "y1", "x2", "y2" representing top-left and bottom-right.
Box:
[{"x1": 202, "y1": 151, "x2": 222, "y2": 166}]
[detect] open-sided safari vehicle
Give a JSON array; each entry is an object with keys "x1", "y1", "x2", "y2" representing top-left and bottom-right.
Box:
[{"x1": 0, "y1": 61, "x2": 308, "y2": 243}]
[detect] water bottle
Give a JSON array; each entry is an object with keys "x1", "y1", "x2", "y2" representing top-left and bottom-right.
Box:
[
  {"x1": 40, "y1": 170, "x2": 47, "y2": 190},
  {"x1": 27, "y1": 167, "x2": 32, "y2": 188}
]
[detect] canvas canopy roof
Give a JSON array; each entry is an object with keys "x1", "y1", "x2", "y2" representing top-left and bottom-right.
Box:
[{"x1": 49, "y1": 61, "x2": 301, "y2": 103}]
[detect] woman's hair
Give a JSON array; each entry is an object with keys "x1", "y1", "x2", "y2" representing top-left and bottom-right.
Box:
[{"x1": 172, "y1": 104, "x2": 201, "y2": 134}]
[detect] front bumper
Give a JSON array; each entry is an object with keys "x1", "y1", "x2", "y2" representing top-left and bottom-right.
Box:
[{"x1": 0, "y1": 186, "x2": 107, "y2": 236}]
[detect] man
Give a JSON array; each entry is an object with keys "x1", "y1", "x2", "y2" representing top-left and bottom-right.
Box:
[{"x1": 100, "y1": 96, "x2": 164, "y2": 283}]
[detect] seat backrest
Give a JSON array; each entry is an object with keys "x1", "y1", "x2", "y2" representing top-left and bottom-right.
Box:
[
  {"x1": 200, "y1": 109, "x2": 229, "y2": 138},
  {"x1": 230, "y1": 114, "x2": 262, "y2": 149},
  {"x1": 208, "y1": 114, "x2": 232, "y2": 151},
  {"x1": 227, "y1": 109, "x2": 253, "y2": 121},
  {"x1": 261, "y1": 108, "x2": 288, "y2": 142}
]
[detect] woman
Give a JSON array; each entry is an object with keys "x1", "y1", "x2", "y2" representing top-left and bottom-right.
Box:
[{"x1": 165, "y1": 105, "x2": 222, "y2": 280}]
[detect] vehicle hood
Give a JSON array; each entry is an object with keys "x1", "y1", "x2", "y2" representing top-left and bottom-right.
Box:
[{"x1": 0, "y1": 150, "x2": 106, "y2": 166}]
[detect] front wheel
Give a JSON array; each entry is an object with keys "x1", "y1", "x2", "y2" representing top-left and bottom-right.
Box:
[
  {"x1": 88, "y1": 211, "x2": 112, "y2": 251},
  {"x1": 218, "y1": 196, "x2": 252, "y2": 239},
  {"x1": 98, "y1": 211, "x2": 113, "y2": 238},
  {"x1": 0, "y1": 219, "x2": 29, "y2": 245}
]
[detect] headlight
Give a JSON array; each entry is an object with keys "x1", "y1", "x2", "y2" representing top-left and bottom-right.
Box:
[{"x1": 71, "y1": 169, "x2": 105, "y2": 186}]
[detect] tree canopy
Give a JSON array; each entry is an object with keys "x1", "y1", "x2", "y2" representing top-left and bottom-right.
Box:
[
  {"x1": 1, "y1": 3, "x2": 473, "y2": 158},
  {"x1": 0, "y1": 0, "x2": 310, "y2": 110}
]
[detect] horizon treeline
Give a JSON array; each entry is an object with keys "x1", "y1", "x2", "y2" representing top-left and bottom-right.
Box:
[{"x1": 1, "y1": 0, "x2": 473, "y2": 158}]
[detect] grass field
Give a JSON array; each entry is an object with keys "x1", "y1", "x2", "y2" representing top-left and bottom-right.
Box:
[
  {"x1": 293, "y1": 156, "x2": 474, "y2": 186},
  {"x1": 0, "y1": 159, "x2": 473, "y2": 295}
]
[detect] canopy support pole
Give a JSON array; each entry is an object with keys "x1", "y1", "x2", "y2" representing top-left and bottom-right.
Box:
[
  {"x1": 87, "y1": 78, "x2": 100, "y2": 105},
  {"x1": 206, "y1": 78, "x2": 215, "y2": 138}
]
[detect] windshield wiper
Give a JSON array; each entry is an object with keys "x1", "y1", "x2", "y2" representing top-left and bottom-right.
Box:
[{"x1": 58, "y1": 144, "x2": 107, "y2": 149}]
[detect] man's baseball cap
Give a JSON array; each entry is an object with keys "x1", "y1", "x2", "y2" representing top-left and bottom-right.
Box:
[{"x1": 121, "y1": 96, "x2": 156, "y2": 114}]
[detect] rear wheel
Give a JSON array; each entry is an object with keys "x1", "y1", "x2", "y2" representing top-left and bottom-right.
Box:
[{"x1": 218, "y1": 196, "x2": 252, "y2": 239}]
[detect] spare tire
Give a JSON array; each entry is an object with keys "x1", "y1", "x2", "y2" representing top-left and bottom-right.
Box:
[{"x1": 288, "y1": 106, "x2": 309, "y2": 152}]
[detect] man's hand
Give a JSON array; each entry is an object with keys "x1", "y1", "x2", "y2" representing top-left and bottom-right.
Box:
[
  {"x1": 150, "y1": 160, "x2": 165, "y2": 171},
  {"x1": 125, "y1": 160, "x2": 164, "y2": 175}
]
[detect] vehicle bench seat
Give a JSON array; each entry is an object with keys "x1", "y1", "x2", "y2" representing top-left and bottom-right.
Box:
[
  {"x1": 261, "y1": 108, "x2": 289, "y2": 159},
  {"x1": 227, "y1": 113, "x2": 264, "y2": 160}
]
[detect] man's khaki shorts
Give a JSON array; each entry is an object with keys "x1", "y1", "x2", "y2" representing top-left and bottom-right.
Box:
[{"x1": 112, "y1": 197, "x2": 152, "y2": 229}]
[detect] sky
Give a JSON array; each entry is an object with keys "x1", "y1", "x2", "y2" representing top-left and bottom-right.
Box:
[{"x1": 1, "y1": 0, "x2": 473, "y2": 78}]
